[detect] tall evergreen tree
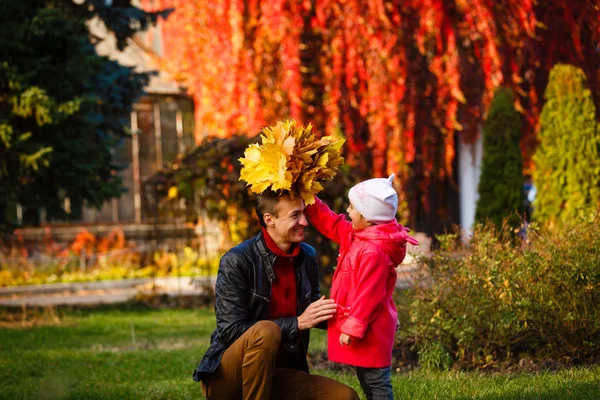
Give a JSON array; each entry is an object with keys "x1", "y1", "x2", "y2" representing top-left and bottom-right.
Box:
[
  {"x1": 0, "y1": 0, "x2": 171, "y2": 232},
  {"x1": 475, "y1": 86, "x2": 524, "y2": 229},
  {"x1": 533, "y1": 64, "x2": 600, "y2": 226}
]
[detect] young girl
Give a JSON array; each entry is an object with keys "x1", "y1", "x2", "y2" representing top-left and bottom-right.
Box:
[{"x1": 304, "y1": 174, "x2": 418, "y2": 400}]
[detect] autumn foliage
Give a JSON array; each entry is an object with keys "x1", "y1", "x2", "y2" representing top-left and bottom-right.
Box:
[
  {"x1": 239, "y1": 119, "x2": 345, "y2": 204},
  {"x1": 406, "y1": 213, "x2": 600, "y2": 368},
  {"x1": 141, "y1": 0, "x2": 600, "y2": 223}
]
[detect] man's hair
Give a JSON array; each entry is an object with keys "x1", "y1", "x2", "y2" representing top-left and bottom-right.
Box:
[{"x1": 255, "y1": 190, "x2": 289, "y2": 227}]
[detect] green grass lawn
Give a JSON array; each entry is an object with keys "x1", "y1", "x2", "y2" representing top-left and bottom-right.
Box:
[{"x1": 1, "y1": 305, "x2": 599, "y2": 399}]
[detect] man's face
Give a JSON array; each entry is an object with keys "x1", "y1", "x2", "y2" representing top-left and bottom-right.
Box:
[{"x1": 265, "y1": 195, "x2": 308, "y2": 248}]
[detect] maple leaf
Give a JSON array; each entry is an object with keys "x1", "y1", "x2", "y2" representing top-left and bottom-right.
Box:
[
  {"x1": 261, "y1": 120, "x2": 296, "y2": 156},
  {"x1": 239, "y1": 143, "x2": 292, "y2": 193},
  {"x1": 239, "y1": 119, "x2": 345, "y2": 200}
]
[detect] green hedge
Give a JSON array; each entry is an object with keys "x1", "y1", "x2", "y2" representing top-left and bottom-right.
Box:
[
  {"x1": 475, "y1": 86, "x2": 524, "y2": 229},
  {"x1": 533, "y1": 64, "x2": 600, "y2": 226}
]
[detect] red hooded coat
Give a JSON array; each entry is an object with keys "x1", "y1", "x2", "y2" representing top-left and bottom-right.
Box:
[{"x1": 305, "y1": 197, "x2": 417, "y2": 368}]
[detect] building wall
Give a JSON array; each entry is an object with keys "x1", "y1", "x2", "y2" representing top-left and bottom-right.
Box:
[{"x1": 81, "y1": 95, "x2": 195, "y2": 225}]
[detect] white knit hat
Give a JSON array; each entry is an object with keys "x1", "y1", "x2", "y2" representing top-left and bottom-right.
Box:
[{"x1": 348, "y1": 174, "x2": 398, "y2": 224}]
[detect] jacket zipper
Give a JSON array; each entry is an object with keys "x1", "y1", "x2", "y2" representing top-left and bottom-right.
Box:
[
  {"x1": 297, "y1": 266, "x2": 309, "y2": 354},
  {"x1": 253, "y1": 291, "x2": 270, "y2": 303}
]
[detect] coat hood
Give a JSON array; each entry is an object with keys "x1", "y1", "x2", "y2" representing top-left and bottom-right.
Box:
[{"x1": 354, "y1": 221, "x2": 418, "y2": 265}]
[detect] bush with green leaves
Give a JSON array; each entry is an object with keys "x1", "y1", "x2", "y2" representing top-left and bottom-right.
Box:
[
  {"x1": 404, "y1": 212, "x2": 600, "y2": 369},
  {"x1": 533, "y1": 64, "x2": 600, "y2": 226},
  {"x1": 475, "y1": 86, "x2": 524, "y2": 229},
  {"x1": 418, "y1": 341, "x2": 453, "y2": 372}
]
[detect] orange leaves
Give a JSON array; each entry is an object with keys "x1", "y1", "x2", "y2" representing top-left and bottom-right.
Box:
[
  {"x1": 148, "y1": 0, "x2": 600, "y2": 197},
  {"x1": 314, "y1": 0, "x2": 411, "y2": 175},
  {"x1": 63, "y1": 228, "x2": 126, "y2": 256},
  {"x1": 69, "y1": 230, "x2": 96, "y2": 256}
]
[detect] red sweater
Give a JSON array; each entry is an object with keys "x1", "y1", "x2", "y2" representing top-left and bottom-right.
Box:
[
  {"x1": 262, "y1": 228, "x2": 299, "y2": 367},
  {"x1": 261, "y1": 228, "x2": 298, "y2": 320}
]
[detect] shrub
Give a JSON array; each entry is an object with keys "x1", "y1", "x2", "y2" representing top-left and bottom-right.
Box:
[
  {"x1": 418, "y1": 341, "x2": 453, "y2": 371},
  {"x1": 404, "y1": 212, "x2": 600, "y2": 369},
  {"x1": 533, "y1": 64, "x2": 600, "y2": 226},
  {"x1": 475, "y1": 87, "x2": 524, "y2": 229}
]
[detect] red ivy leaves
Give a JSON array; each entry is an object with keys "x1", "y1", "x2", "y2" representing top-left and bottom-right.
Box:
[{"x1": 143, "y1": 0, "x2": 600, "y2": 192}]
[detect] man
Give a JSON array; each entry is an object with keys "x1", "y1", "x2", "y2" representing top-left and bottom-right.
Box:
[{"x1": 193, "y1": 190, "x2": 359, "y2": 400}]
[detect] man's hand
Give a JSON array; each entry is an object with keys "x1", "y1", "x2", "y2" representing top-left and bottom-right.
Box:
[
  {"x1": 339, "y1": 333, "x2": 352, "y2": 346},
  {"x1": 297, "y1": 295, "x2": 336, "y2": 330}
]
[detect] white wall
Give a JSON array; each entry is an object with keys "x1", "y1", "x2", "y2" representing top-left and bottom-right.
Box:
[{"x1": 458, "y1": 134, "x2": 483, "y2": 239}]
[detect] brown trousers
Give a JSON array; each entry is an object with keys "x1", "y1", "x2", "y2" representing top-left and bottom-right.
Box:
[{"x1": 201, "y1": 320, "x2": 358, "y2": 400}]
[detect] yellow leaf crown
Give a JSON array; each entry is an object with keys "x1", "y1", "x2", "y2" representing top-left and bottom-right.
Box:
[{"x1": 239, "y1": 120, "x2": 345, "y2": 205}]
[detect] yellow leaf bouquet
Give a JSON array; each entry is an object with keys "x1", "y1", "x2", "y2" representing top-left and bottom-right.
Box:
[{"x1": 239, "y1": 120, "x2": 345, "y2": 205}]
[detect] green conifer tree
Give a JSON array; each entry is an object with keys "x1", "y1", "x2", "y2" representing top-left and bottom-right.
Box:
[
  {"x1": 0, "y1": 0, "x2": 171, "y2": 232},
  {"x1": 533, "y1": 64, "x2": 600, "y2": 226},
  {"x1": 475, "y1": 86, "x2": 524, "y2": 229}
]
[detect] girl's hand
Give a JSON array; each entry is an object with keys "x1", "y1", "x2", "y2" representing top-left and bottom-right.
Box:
[{"x1": 339, "y1": 333, "x2": 352, "y2": 346}]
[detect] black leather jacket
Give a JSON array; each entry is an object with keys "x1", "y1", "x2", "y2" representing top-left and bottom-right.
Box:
[{"x1": 193, "y1": 231, "x2": 322, "y2": 382}]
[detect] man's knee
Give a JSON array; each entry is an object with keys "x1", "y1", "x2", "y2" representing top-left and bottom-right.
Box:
[
  {"x1": 323, "y1": 381, "x2": 359, "y2": 400},
  {"x1": 319, "y1": 375, "x2": 359, "y2": 400},
  {"x1": 341, "y1": 385, "x2": 360, "y2": 400},
  {"x1": 250, "y1": 320, "x2": 281, "y2": 350}
]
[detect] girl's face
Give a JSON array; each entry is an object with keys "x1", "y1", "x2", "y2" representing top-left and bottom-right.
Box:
[{"x1": 346, "y1": 202, "x2": 372, "y2": 231}]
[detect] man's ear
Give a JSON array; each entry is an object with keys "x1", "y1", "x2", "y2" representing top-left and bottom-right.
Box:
[{"x1": 263, "y1": 213, "x2": 275, "y2": 227}]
